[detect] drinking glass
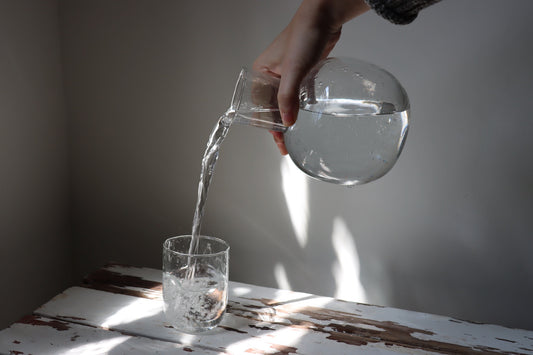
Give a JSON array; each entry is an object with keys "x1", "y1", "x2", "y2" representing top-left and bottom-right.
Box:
[{"x1": 162, "y1": 235, "x2": 229, "y2": 333}]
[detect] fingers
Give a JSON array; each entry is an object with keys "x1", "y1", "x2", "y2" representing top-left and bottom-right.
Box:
[
  {"x1": 270, "y1": 131, "x2": 288, "y2": 155},
  {"x1": 276, "y1": 2, "x2": 344, "y2": 127},
  {"x1": 276, "y1": 35, "x2": 330, "y2": 127},
  {"x1": 253, "y1": 0, "x2": 371, "y2": 155}
]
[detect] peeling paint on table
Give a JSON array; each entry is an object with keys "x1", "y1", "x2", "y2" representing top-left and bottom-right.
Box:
[{"x1": 1, "y1": 263, "x2": 532, "y2": 354}]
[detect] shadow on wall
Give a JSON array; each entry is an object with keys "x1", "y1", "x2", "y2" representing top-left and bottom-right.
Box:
[
  {"x1": 264, "y1": 4, "x2": 533, "y2": 330},
  {"x1": 57, "y1": 0, "x2": 533, "y2": 333},
  {"x1": 280, "y1": 161, "x2": 533, "y2": 331},
  {"x1": 205, "y1": 130, "x2": 533, "y2": 331},
  {"x1": 278, "y1": 157, "x2": 368, "y2": 304}
]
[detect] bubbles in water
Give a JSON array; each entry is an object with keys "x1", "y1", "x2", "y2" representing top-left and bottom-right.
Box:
[{"x1": 163, "y1": 268, "x2": 228, "y2": 332}]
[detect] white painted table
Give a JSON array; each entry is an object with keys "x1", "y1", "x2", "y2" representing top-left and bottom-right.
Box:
[{"x1": 1, "y1": 264, "x2": 533, "y2": 354}]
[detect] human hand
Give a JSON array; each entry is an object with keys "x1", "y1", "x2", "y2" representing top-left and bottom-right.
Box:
[{"x1": 253, "y1": 0, "x2": 370, "y2": 155}]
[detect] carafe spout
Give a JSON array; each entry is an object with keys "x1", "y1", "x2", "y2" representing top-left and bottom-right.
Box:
[
  {"x1": 225, "y1": 68, "x2": 287, "y2": 132},
  {"x1": 223, "y1": 109, "x2": 287, "y2": 132}
]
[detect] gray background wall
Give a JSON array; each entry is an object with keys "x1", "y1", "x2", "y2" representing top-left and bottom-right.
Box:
[
  {"x1": 0, "y1": 0, "x2": 71, "y2": 329},
  {"x1": 1, "y1": 0, "x2": 532, "y2": 331}
]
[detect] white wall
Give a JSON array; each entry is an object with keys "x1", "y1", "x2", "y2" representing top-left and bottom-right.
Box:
[
  {"x1": 0, "y1": 0, "x2": 71, "y2": 328},
  {"x1": 60, "y1": 0, "x2": 533, "y2": 330}
]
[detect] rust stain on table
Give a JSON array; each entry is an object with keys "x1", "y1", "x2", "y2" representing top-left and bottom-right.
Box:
[
  {"x1": 269, "y1": 343, "x2": 298, "y2": 354},
  {"x1": 233, "y1": 298, "x2": 525, "y2": 355},
  {"x1": 66, "y1": 265, "x2": 532, "y2": 355},
  {"x1": 16, "y1": 315, "x2": 70, "y2": 331},
  {"x1": 219, "y1": 325, "x2": 248, "y2": 334},
  {"x1": 82, "y1": 268, "x2": 161, "y2": 299}
]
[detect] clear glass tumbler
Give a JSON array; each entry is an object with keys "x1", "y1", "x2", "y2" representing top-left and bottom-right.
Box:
[{"x1": 162, "y1": 235, "x2": 229, "y2": 333}]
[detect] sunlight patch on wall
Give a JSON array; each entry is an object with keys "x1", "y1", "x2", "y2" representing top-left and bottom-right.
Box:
[
  {"x1": 274, "y1": 262, "x2": 293, "y2": 291},
  {"x1": 331, "y1": 216, "x2": 368, "y2": 303},
  {"x1": 281, "y1": 156, "x2": 309, "y2": 248}
]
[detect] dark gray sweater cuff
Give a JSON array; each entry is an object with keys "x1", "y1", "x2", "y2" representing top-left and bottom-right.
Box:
[{"x1": 365, "y1": 0, "x2": 440, "y2": 24}]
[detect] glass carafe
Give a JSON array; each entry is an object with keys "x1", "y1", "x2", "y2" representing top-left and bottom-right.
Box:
[{"x1": 223, "y1": 57, "x2": 410, "y2": 186}]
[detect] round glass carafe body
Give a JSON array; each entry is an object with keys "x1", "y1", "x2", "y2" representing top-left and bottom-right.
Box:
[
  {"x1": 227, "y1": 57, "x2": 410, "y2": 186},
  {"x1": 285, "y1": 58, "x2": 410, "y2": 186}
]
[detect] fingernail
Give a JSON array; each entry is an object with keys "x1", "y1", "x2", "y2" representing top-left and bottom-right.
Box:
[
  {"x1": 281, "y1": 111, "x2": 296, "y2": 127},
  {"x1": 277, "y1": 142, "x2": 288, "y2": 155}
]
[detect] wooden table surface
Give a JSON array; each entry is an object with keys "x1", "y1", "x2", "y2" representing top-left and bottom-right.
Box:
[{"x1": 1, "y1": 263, "x2": 533, "y2": 354}]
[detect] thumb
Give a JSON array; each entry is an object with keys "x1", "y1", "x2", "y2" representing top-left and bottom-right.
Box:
[
  {"x1": 276, "y1": 28, "x2": 337, "y2": 127},
  {"x1": 277, "y1": 69, "x2": 300, "y2": 127}
]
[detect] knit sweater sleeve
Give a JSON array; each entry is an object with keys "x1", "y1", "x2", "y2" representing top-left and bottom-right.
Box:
[{"x1": 365, "y1": 0, "x2": 441, "y2": 24}]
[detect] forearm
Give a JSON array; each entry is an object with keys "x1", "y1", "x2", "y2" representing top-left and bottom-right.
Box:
[{"x1": 301, "y1": 0, "x2": 370, "y2": 32}]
